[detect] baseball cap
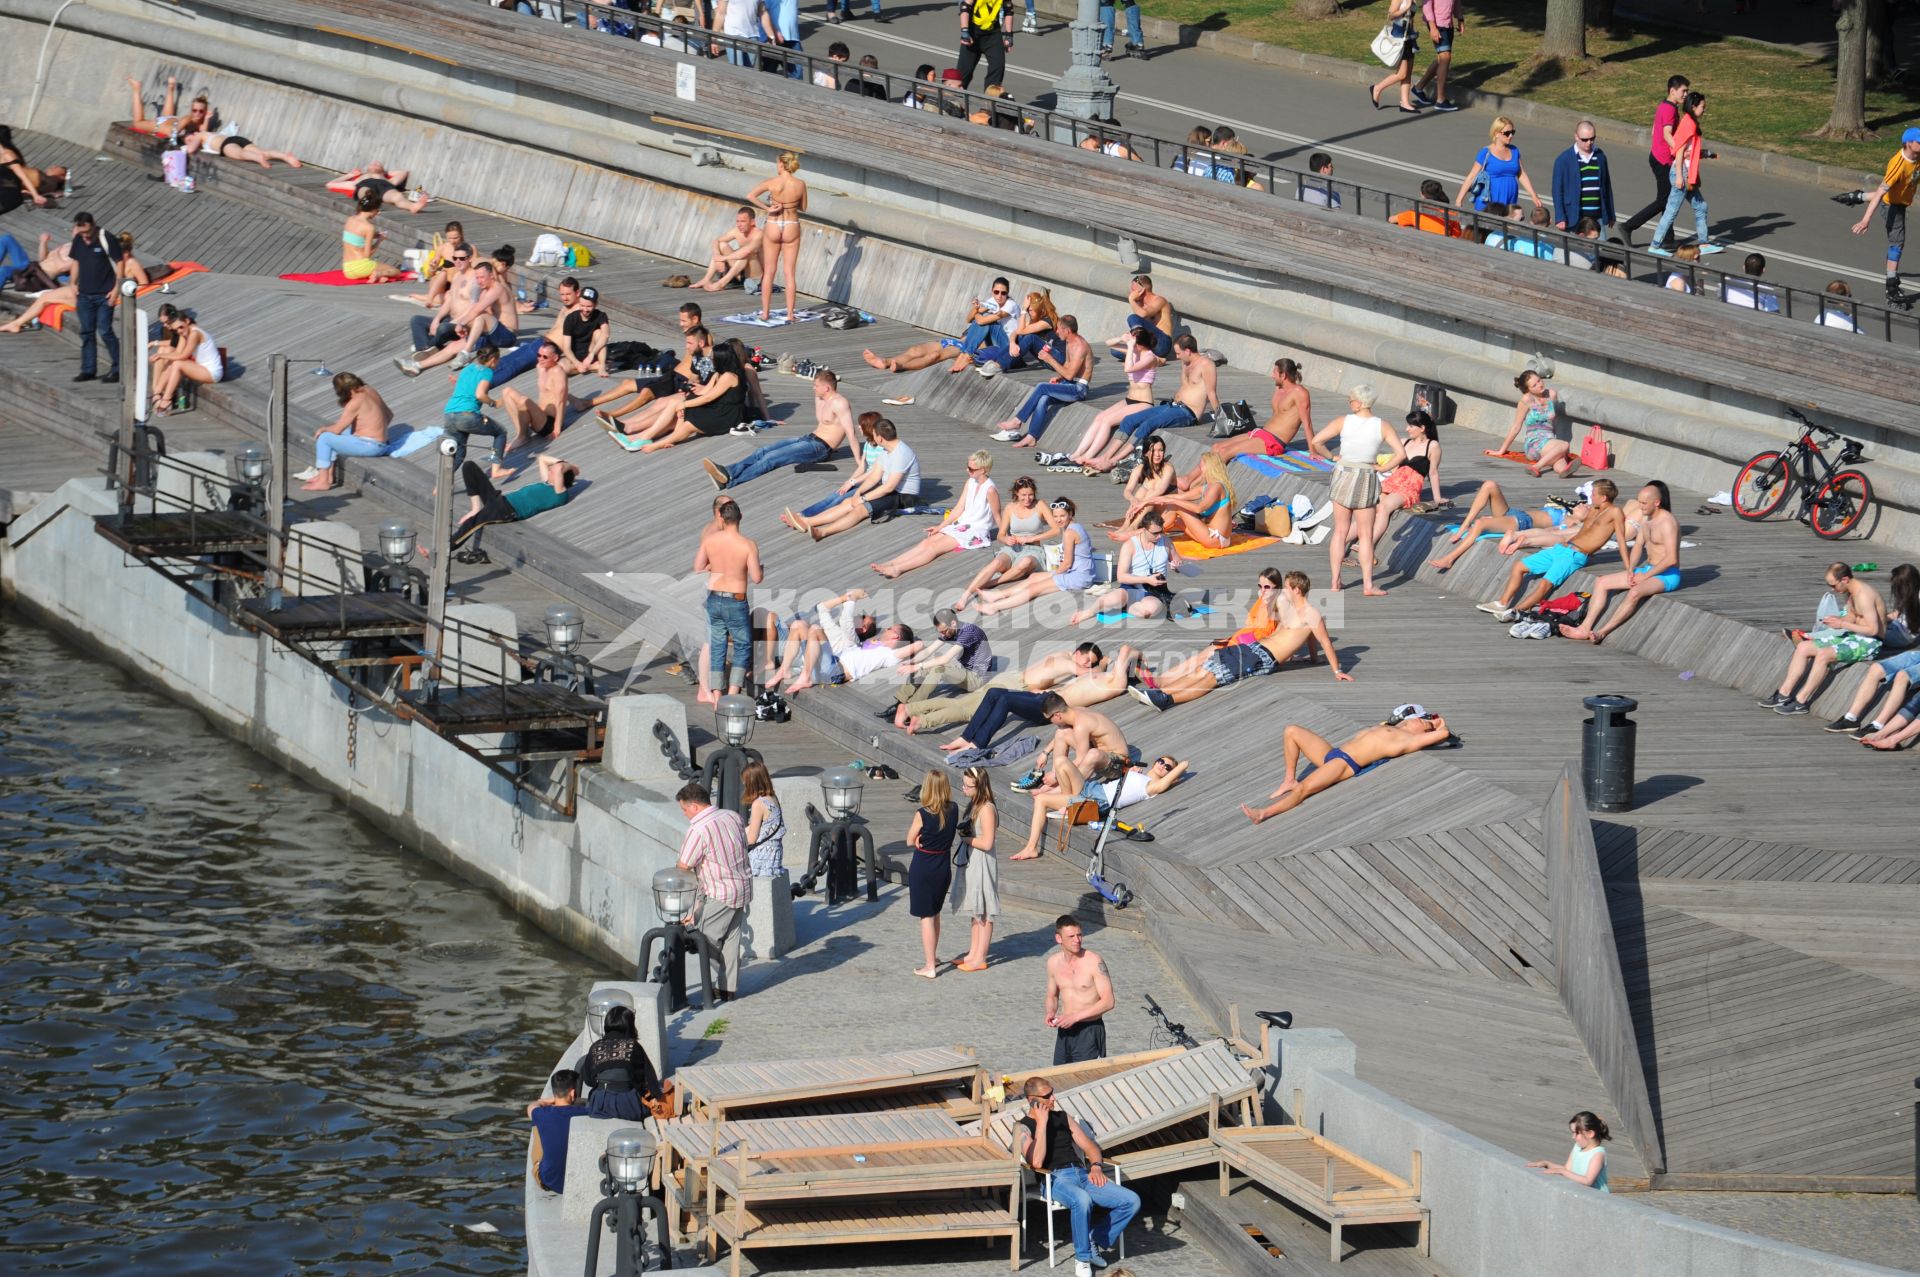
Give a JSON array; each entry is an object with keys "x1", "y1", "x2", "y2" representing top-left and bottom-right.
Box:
[
  {"x1": 941, "y1": 68, "x2": 964, "y2": 84},
  {"x1": 1904, "y1": 127, "x2": 1920, "y2": 145},
  {"x1": 579, "y1": 286, "x2": 599, "y2": 302},
  {"x1": 1386, "y1": 703, "x2": 1432, "y2": 723}
]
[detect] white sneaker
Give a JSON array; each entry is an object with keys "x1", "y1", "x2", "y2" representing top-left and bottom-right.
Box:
[
  {"x1": 1474, "y1": 601, "x2": 1510, "y2": 616},
  {"x1": 1074, "y1": 1263, "x2": 1093, "y2": 1277},
  {"x1": 393, "y1": 357, "x2": 421, "y2": 377},
  {"x1": 291, "y1": 466, "x2": 321, "y2": 482},
  {"x1": 1022, "y1": 12, "x2": 1038, "y2": 32},
  {"x1": 991, "y1": 428, "x2": 1024, "y2": 442}
]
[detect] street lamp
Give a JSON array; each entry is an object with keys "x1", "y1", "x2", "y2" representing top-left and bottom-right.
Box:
[
  {"x1": 1052, "y1": 0, "x2": 1118, "y2": 122},
  {"x1": 587, "y1": 987, "x2": 634, "y2": 1039},
  {"x1": 380, "y1": 520, "x2": 416, "y2": 566},
  {"x1": 637, "y1": 865, "x2": 722, "y2": 1012},
  {"x1": 795, "y1": 767, "x2": 877, "y2": 905},
  {"x1": 545, "y1": 604, "x2": 584, "y2": 653},
  {"x1": 530, "y1": 604, "x2": 595, "y2": 693},
  {"x1": 366, "y1": 519, "x2": 424, "y2": 599},
  {"x1": 701, "y1": 693, "x2": 762, "y2": 815},
  {"x1": 584, "y1": 1127, "x2": 671, "y2": 1277},
  {"x1": 230, "y1": 443, "x2": 269, "y2": 513}
]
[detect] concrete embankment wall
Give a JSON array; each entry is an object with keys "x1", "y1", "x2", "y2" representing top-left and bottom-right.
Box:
[
  {"x1": 1267, "y1": 1030, "x2": 1911, "y2": 1277},
  {"x1": 1, "y1": 478, "x2": 691, "y2": 972},
  {"x1": 5, "y1": 0, "x2": 1919, "y2": 550}
]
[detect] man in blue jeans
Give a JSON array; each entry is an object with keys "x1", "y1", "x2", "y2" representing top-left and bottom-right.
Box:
[
  {"x1": 704, "y1": 367, "x2": 856, "y2": 492},
  {"x1": 1087, "y1": 334, "x2": 1217, "y2": 472},
  {"x1": 695, "y1": 498, "x2": 763, "y2": 703},
  {"x1": 67, "y1": 212, "x2": 124, "y2": 384},
  {"x1": 991, "y1": 316, "x2": 1093, "y2": 445},
  {"x1": 1098, "y1": 0, "x2": 1144, "y2": 59},
  {"x1": 1016, "y1": 1076, "x2": 1138, "y2": 1276}
]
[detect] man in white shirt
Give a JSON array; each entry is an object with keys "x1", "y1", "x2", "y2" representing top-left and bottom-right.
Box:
[
  {"x1": 767, "y1": 588, "x2": 927, "y2": 694},
  {"x1": 786, "y1": 419, "x2": 921, "y2": 539},
  {"x1": 1721, "y1": 252, "x2": 1782, "y2": 314},
  {"x1": 860, "y1": 279, "x2": 1016, "y2": 373},
  {"x1": 1297, "y1": 153, "x2": 1343, "y2": 210}
]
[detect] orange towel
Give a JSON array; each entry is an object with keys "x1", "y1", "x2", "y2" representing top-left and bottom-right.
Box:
[
  {"x1": 1170, "y1": 532, "x2": 1279, "y2": 560},
  {"x1": 39, "y1": 262, "x2": 210, "y2": 333}
]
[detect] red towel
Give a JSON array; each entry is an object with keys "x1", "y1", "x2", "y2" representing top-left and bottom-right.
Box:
[
  {"x1": 278, "y1": 269, "x2": 417, "y2": 286},
  {"x1": 39, "y1": 261, "x2": 210, "y2": 332}
]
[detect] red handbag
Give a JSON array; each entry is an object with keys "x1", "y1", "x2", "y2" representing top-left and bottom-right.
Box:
[{"x1": 1579, "y1": 425, "x2": 1610, "y2": 471}]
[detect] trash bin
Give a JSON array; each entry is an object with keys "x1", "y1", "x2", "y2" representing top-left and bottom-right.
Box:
[{"x1": 1581, "y1": 694, "x2": 1638, "y2": 812}]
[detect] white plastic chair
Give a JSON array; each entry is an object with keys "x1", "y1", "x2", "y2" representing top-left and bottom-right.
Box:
[{"x1": 1021, "y1": 1160, "x2": 1126, "y2": 1269}]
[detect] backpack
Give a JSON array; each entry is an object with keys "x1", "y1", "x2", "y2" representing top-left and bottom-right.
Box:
[
  {"x1": 564, "y1": 241, "x2": 592, "y2": 268},
  {"x1": 604, "y1": 340, "x2": 659, "y2": 372},
  {"x1": 1537, "y1": 591, "x2": 1589, "y2": 623},
  {"x1": 821, "y1": 304, "x2": 866, "y2": 330},
  {"x1": 1410, "y1": 382, "x2": 1453, "y2": 425},
  {"x1": 1209, "y1": 398, "x2": 1256, "y2": 439}
]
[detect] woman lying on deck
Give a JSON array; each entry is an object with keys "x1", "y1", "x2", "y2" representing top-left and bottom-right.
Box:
[{"x1": 181, "y1": 127, "x2": 301, "y2": 170}]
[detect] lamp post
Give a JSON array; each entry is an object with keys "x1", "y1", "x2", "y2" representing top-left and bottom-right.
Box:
[
  {"x1": 635, "y1": 865, "x2": 723, "y2": 1013},
  {"x1": 231, "y1": 443, "x2": 269, "y2": 515},
  {"x1": 701, "y1": 694, "x2": 762, "y2": 816},
  {"x1": 365, "y1": 519, "x2": 425, "y2": 600},
  {"x1": 582, "y1": 1127, "x2": 672, "y2": 1277},
  {"x1": 1051, "y1": 0, "x2": 1117, "y2": 123},
  {"x1": 587, "y1": 987, "x2": 634, "y2": 1039},
  {"x1": 530, "y1": 603, "x2": 596, "y2": 694},
  {"x1": 794, "y1": 767, "x2": 877, "y2": 906}
]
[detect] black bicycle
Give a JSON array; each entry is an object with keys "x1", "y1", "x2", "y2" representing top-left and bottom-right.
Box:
[
  {"x1": 1142, "y1": 994, "x2": 1199, "y2": 1050},
  {"x1": 1732, "y1": 408, "x2": 1873, "y2": 540}
]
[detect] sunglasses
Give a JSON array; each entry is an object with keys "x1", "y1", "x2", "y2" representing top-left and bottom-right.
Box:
[
  {"x1": 1049, "y1": 500, "x2": 1071, "y2": 510},
  {"x1": 1500, "y1": 129, "x2": 1516, "y2": 136}
]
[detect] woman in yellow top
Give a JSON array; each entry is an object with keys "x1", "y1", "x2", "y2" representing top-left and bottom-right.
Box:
[{"x1": 340, "y1": 189, "x2": 405, "y2": 283}]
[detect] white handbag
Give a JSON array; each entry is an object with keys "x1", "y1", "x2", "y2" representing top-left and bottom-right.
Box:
[{"x1": 1371, "y1": 18, "x2": 1411, "y2": 67}]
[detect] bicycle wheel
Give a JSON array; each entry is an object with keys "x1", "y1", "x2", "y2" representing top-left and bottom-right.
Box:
[
  {"x1": 1811, "y1": 469, "x2": 1872, "y2": 539},
  {"x1": 1732, "y1": 450, "x2": 1790, "y2": 520}
]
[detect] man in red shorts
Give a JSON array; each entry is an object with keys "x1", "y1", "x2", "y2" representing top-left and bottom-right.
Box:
[{"x1": 1213, "y1": 357, "x2": 1311, "y2": 461}]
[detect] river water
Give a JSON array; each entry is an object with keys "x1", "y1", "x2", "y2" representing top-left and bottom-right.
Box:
[{"x1": 0, "y1": 614, "x2": 595, "y2": 1275}]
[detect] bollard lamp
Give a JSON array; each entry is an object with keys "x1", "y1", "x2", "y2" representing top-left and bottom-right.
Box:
[
  {"x1": 544, "y1": 604, "x2": 583, "y2": 655},
  {"x1": 236, "y1": 443, "x2": 269, "y2": 483},
  {"x1": 651, "y1": 866, "x2": 699, "y2": 925},
  {"x1": 822, "y1": 766, "x2": 864, "y2": 818},
  {"x1": 604, "y1": 1128, "x2": 656, "y2": 1192},
  {"x1": 378, "y1": 520, "x2": 416, "y2": 567},
  {"x1": 587, "y1": 987, "x2": 634, "y2": 1039},
  {"x1": 715, "y1": 693, "x2": 755, "y2": 746}
]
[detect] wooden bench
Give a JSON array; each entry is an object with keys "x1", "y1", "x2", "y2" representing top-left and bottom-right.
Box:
[
  {"x1": 703, "y1": 1134, "x2": 1021, "y2": 1277},
  {"x1": 673, "y1": 1046, "x2": 983, "y2": 1121},
  {"x1": 985, "y1": 1038, "x2": 1261, "y2": 1153},
  {"x1": 1212, "y1": 1125, "x2": 1429, "y2": 1263}
]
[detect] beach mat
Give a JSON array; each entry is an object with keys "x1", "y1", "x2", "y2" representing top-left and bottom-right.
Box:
[
  {"x1": 720, "y1": 309, "x2": 823, "y2": 327},
  {"x1": 1487, "y1": 450, "x2": 1533, "y2": 466},
  {"x1": 1233, "y1": 452, "x2": 1334, "y2": 477},
  {"x1": 39, "y1": 261, "x2": 209, "y2": 332},
  {"x1": 1172, "y1": 531, "x2": 1278, "y2": 560},
  {"x1": 279, "y1": 268, "x2": 418, "y2": 286}
]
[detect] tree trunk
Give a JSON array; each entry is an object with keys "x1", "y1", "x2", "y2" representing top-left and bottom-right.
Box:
[
  {"x1": 1542, "y1": 0, "x2": 1587, "y2": 60},
  {"x1": 1817, "y1": 0, "x2": 1874, "y2": 140}
]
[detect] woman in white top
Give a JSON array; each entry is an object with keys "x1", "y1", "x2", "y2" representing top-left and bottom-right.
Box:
[
  {"x1": 946, "y1": 767, "x2": 1000, "y2": 971},
  {"x1": 1070, "y1": 509, "x2": 1180, "y2": 624},
  {"x1": 870, "y1": 450, "x2": 1000, "y2": 578},
  {"x1": 150, "y1": 313, "x2": 224, "y2": 416},
  {"x1": 1527, "y1": 1111, "x2": 1610, "y2": 1192},
  {"x1": 1307, "y1": 383, "x2": 1404, "y2": 596}
]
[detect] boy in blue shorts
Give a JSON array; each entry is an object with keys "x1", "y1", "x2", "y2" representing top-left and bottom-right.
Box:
[
  {"x1": 1562, "y1": 482, "x2": 1680, "y2": 644},
  {"x1": 1475, "y1": 479, "x2": 1624, "y2": 622}
]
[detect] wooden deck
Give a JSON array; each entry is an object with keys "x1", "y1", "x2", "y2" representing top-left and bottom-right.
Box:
[
  {"x1": 238, "y1": 592, "x2": 427, "y2": 639},
  {"x1": 6, "y1": 131, "x2": 1918, "y2": 1190}
]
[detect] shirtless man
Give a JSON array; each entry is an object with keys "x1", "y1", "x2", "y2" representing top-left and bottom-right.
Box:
[
  {"x1": 494, "y1": 340, "x2": 571, "y2": 453},
  {"x1": 1476, "y1": 480, "x2": 1625, "y2": 620},
  {"x1": 395, "y1": 261, "x2": 512, "y2": 376},
  {"x1": 587, "y1": 305, "x2": 707, "y2": 421},
  {"x1": 705, "y1": 368, "x2": 855, "y2": 491},
  {"x1": 691, "y1": 207, "x2": 763, "y2": 291},
  {"x1": 601, "y1": 327, "x2": 713, "y2": 443},
  {"x1": 407, "y1": 245, "x2": 478, "y2": 354},
  {"x1": 1135, "y1": 571, "x2": 1351, "y2": 708},
  {"x1": 299, "y1": 372, "x2": 393, "y2": 491},
  {"x1": 695, "y1": 499, "x2": 764, "y2": 704},
  {"x1": 1432, "y1": 479, "x2": 1576, "y2": 571},
  {"x1": 1213, "y1": 358, "x2": 1312, "y2": 460},
  {"x1": 931, "y1": 651, "x2": 1134, "y2": 743},
  {"x1": 1242, "y1": 710, "x2": 1456, "y2": 824},
  {"x1": 1081, "y1": 336, "x2": 1218, "y2": 473},
  {"x1": 1560, "y1": 482, "x2": 1681, "y2": 645},
  {"x1": 1762, "y1": 562, "x2": 1889, "y2": 717},
  {"x1": 1010, "y1": 755, "x2": 1190, "y2": 860},
  {"x1": 896, "y1": 642, "x2": 1117, "y2": 733},
  {"x1": 1043, "y1": 917, "x2": 1115, "y2": 1064},
  {"x1": 1018, "y1": 699, "x2": 1128, "y2": 791},
  {"x1": 861, "y1": 281, "x2": 1015, "y2": 373},
  {"x1": 1110, "y1": 274, "x2": 1174, "y2": 361},
  {"x1": 990, "y1": 317, "x2": 1095, "y2": 448}
]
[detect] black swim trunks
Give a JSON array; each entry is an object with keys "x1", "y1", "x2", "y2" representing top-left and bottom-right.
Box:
[{"x1": 1052, "y1": 1017, "x2": 1108, "y2": 1066}]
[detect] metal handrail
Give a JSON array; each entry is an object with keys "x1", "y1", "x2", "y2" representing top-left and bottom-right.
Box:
[{"x1": 484, "y1": 0, "x2": 1919, "y2": 349}]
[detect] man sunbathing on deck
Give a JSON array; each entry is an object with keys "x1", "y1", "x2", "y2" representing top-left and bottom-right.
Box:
[
  {"x1": 1431, "y1": 479, "x2": 1576, "y2": 571},
  {"x1": 1474, "y1": 480, "x2": 1625, "y2": 620},
  {"x1": 1560, "y1": 482, "x2": 1681, "y2": 644},
  {"x1": 1241, "y1": 708, "x2": 1455, "y2": 824},
  {"x1": 1133, "y1": 570, "x2": 1351, "y2": 709}
]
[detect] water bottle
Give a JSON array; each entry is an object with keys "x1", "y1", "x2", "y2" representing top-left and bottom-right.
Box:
[
  {"x1": 534, "y1": 279, "x2": 548, "y2": 310},
  {"x1": 516, "y1": 287, "x2": 527, "y2": 303},
  {"x1": 1852, "y1": 562, "x2": 1878, "y2": 573}
]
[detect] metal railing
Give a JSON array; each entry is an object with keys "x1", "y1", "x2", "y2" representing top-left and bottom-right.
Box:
[{"x1": 480, "y1": 0, "x2": 1920, "y2": 349}]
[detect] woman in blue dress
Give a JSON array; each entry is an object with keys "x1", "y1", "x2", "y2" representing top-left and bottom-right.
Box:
[
  {"x1": 1455, "y1": 115, "x2": 1542, "y2": 214},
  {"x1": 906, "y1": 769, "x2": 959, "y2": 980}
]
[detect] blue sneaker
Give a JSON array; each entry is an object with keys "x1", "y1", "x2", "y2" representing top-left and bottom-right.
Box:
[{"x1": 1011, "y1": 770, "x2": 1044, "y2": 792}]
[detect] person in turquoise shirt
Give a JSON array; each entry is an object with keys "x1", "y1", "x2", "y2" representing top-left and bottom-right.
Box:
[
  {"x1": 451, "y1": 453, "x2": 581, "y2": 552},
  {"x1": 1527, "y1": 1111, "x2": 1610, "y2": 1191}
]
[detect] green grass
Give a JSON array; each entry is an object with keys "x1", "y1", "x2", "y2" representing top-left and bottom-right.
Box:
[
  {"x1": 703, "y1": 1017, "x2": 730, "y2": 1038},
  {"x1": 1160, "y1": 0, "x2": 1920, "y2": 173}
]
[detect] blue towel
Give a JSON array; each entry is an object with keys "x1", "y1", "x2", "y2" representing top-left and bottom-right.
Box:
[{"x1": 1233, "y1": 452, "x2": 1334, "y2": 477}]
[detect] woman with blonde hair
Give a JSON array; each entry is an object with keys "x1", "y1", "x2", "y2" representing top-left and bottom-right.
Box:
[
  {"x1": 872, "y1": 450, "x2": 1001, "y2": 578},
  {"x1": 947, "y1": 767, "x2": 999, "y2": 971},
  {"x1": 741, "y1": 761, "x2": 787, "y2": 878},
  {"x1": 1455, "y1": 116, "x2": 1540, "y2": 214},
  {"x1": 1138, "y1": 453, "x2": 1235, "y2": 549},
  {"x1": 749, "y1": 152, "x2": 807, "y2": 324},
  {"x1": 1308, "y1": 384, "x2": 1404, "y2": 595},
  {"x1": 906, "y1": 769, "x2": 959, "y2": 978}
]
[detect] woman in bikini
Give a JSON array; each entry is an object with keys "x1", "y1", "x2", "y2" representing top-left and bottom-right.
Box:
[
  {"x1": 341, "y1": 189, "x2": 405, "y2": 283},
  {"x1": 1047, "y1": 327, "x2": 1157, "y2": 467},
  {"x1": 1493, "y1": 369, "x2": 1575, "y2": 477},
  {"x1": 1137, "y1": 453, "x2": 1235, "y2": 551},
  {"x1": 150, "y1": 311, "x2": 224, "y2": 415},
  {"x1": 952, "y1": 476, "x2": 1056, "y2": 610},
  {"x1": 1109, "y1": 434, "x2": 1176, "y2": 539},
  {"x1": 0, "y1": 126, "x2": 54, "y2": 215},
  {"x1": 1371, "y1": 409, "x2": 1444, "y2": 554},
  {"x1": 972, "y1": 497, "x2": 1091, "y2": 616},
  {"x1": 871, "y1": 450, "x2": 1001, "y2": 579},
  {"x1": 183, "y1": 127, "x2": 300, "y2": 170},
  {"x1": 127, "y1": 77, "x2": 193, "y2": 137},
  {"x1": 749, "y1": 152, "x2": 807, "y2": 324}
]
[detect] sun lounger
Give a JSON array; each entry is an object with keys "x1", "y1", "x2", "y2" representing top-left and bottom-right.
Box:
[
  {"x1": 673, "y1": 1045, "x2": 982, "y2": 1120},
  {"x1": 1213, "y1": 1122, "x2": 1429, "y2": 1263}
]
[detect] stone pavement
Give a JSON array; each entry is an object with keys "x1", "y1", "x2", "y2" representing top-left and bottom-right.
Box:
[{"x1": 1635, "y1": 1189, "x2": 1920, "y2": 1273}]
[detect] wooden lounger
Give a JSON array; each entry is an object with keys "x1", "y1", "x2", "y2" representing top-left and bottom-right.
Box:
[
  {"x1": 708, "y1": 1195, "x2": 1020, "y2": 1277},
  {"x1": 986, "y1": 1038, "x2": 1261, "y2": 1153},
  {"x1": 673, "y1": 1045, "x2": 982, "y2": 1120},
  {"x1": 1213, "y1": 1124, "x2": 1430, "y2": 1263}
]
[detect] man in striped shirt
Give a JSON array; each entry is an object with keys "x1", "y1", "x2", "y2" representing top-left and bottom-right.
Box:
[
  {"x1": 676, "y1": 781, "x2": 753, "y2": 1004},
  {"x1": 1552, "y1": 121, "x2": 1615, "y2": 237}
]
